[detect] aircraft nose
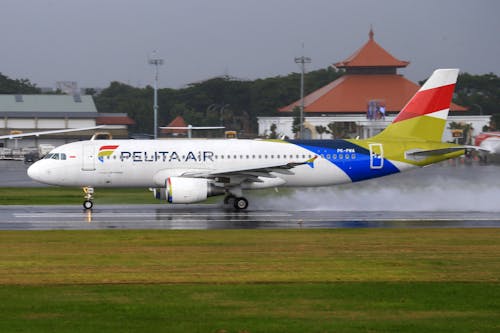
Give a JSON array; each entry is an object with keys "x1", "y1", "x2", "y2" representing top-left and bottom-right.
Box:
[{"x1": 27, "y1": 162, "x2": 44, "y2": 183}]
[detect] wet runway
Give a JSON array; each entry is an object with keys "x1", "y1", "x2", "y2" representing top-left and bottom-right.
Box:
[
  {"x1": 1, "y1": 160, "x2": 499, "y2": 230},
  {"x1": 1, "y1": 204, "x2": 500, "y2": 230}
]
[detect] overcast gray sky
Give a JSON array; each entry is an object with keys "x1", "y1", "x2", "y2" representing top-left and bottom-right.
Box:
[{"x1": 1, "y1": 0, "x2": 498, "y2": 89}]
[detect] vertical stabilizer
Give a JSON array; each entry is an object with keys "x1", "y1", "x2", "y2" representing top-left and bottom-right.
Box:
[{"x1": 374, "y1": 68, "x2": 459, "y2": 142}]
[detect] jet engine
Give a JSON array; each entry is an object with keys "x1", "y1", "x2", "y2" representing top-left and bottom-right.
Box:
[{"x1": 152, "y1": 177, "x2": 224, "y2": 204}]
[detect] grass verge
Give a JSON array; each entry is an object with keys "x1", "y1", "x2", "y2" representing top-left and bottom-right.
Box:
[
  {"x1": 0, "y1": 282, "x2": 498, "y2": 333},
  {"x1": 0, "y1": 229, "x2": 499, "y2": 332},
  {"x1": 0, "y1": 187, "x2": 160, "y2": 205}
]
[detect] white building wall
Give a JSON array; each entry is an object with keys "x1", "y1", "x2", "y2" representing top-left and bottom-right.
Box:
[
  {"x1": 67, "y1": 119, "x2": 95, "y2": 128},
  {"x1": 37, "y1": 119, "x2": 66, "y2": 128},
  {"x1": 4, "y1": 119, "x2": 36, "y2": 128}
]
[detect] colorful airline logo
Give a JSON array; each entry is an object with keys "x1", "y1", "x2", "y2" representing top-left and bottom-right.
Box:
[
  {"x1": 98, "y1": 145, "x2": 119, "y2": 162},
  {"x1": 306, "y1": 155, "x2": 318, "y2": 168}
]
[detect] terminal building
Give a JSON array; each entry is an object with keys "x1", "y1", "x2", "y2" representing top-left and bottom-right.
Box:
[
  {"x1": 0, "y1": 94, "x2": 134, "y2": 152},
  {"x1": 258, "y1": 29, "x2": 489, "y2": 141}
]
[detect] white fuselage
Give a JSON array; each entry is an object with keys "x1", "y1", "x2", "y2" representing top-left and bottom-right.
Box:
[{"x1": 28, "y1": 139, "x2": 406, "y2": 189}]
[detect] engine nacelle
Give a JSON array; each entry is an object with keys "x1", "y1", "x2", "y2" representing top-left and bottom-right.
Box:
[{"x1": 152, "y1": 177, "x2": 224, "y2": 204}]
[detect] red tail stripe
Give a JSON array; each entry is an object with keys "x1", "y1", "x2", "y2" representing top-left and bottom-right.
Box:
[{"x1": 393, "y1": 83, "x2": 455, "y2": 123}]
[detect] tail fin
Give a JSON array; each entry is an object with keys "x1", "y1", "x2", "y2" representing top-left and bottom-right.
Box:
[{"x1": 374, "y1": 68, "x2": 459, "y2": 142}]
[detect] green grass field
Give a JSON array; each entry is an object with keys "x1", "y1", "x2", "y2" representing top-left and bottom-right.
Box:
[
  {"x1": 0, "y1": 187, "x2": 160, "y2": 205},
  {"x1": 0, "y1": 229, "x2": 499, "y2": 332}
]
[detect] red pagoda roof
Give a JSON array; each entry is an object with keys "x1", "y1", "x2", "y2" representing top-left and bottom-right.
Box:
[
  {"x1": 279, "y1": 74, "x2": 466, "y2": 113},
  {"x1": 161, "y1": 115, "x2": 188, "y2": 134},
  {"x1": 280, "y1": 28, "x2": 466, "y2": 114},
  {"x1": 334, "y1": 29, "x2": 409, "y2": 68}
]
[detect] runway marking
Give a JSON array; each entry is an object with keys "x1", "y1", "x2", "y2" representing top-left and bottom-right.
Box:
[{"x1": 3, "y1": 206, "x2": 500, "y2": 230}]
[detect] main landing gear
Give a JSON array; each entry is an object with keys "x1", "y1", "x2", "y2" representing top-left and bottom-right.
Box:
[
  {"x1": 224, "y1": 194, "x2": 249, "y2": 210},
  {"x1": 82, "y1": 187, "x2": 94, "y2": 210}
]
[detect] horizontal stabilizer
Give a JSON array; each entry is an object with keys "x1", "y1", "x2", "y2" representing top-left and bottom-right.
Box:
[{"x1": 405, "y1": 146, "x2": 488, "y2": 161}]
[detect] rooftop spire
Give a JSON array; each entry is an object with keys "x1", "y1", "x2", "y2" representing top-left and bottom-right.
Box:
[{"x1": 334, "y1": 27, "x2": 409, "y2": 70}]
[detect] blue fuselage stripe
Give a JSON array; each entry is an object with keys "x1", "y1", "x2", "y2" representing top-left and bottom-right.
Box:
[{"x1": 289, "y1": 140, "x2": 400, "y2": 182}]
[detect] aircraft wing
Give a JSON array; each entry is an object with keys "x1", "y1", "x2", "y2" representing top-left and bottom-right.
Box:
[
  {"x1": 180, "y1": 156, "x2": 317, "y2": 185},
  {"x1": 0, "y1": 126, "x2": 106, "y2": 140},
  {"x1": 160, "y1": 126, "x2": 225, "y2": 130}
]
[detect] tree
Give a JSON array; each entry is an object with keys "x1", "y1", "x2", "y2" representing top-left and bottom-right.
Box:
[
  {"x1": 327, "y1": 122, "x2": 347, "y2": 139},
  {"x1": 84, "y1": 88, "x2": 97, "y2": 96},
  {"x1": 268, "y1": 123, "x2": 278, "y2": 139},
  {"x1": 0, "y1": 72, "x2": 40, "y2": 94},
  {"x1": 490, "y1": 114, "x2": 500, "y2": 131},
  {"x1": 291, "y1": 107, "x2": 302, "y2": 138},
  {"x1": 315, "y1": 125, "x2": 329, "y2": 139}
]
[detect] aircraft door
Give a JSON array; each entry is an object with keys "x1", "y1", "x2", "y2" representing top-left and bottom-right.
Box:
[
  {"x1": 369, "y1": 143, "x2": 384, "y2": 169},
  {"x1": 82, "y1": 143, "x2": 96, "y2": 171}
]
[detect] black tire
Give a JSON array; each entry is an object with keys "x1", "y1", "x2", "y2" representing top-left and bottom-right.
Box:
[
  {"x1": 83, "y1": 200, "x2": 93, "y2": 210},
  {"x1": 234, "y1": 197, "x2": 248, "y2": 210}
]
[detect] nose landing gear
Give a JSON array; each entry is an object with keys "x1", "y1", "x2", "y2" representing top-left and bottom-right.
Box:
[{"x1": 83, "y1": 187, "x2": 94, "y2": 210}]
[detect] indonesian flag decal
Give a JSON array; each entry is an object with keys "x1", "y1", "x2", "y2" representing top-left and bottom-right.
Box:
[{"x1": 97, "y1": 145, "x2": 119, "y2": 162}]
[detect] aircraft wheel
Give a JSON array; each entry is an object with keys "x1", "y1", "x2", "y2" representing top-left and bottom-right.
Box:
[
  {"x1": 83, "y1": 200, "x2": 93, "y2": 210},
  {"x1": 234, "y1": 197, "x2": 248, "y2": 210}
]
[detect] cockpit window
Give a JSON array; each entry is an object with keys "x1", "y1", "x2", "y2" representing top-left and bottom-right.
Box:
[{"x1": 43, "y1": 153, "x2": 66, "y2": 160}]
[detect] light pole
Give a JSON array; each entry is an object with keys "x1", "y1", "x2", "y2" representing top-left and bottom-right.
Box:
[
  {"x1": 148, "y1": 52, "x2": 164, "y2": 139},
  {"x1": 473, "y1": 103, "x2": 483, "y2": 116},
  {"x1": 295, "y1": 53, "x2": 311, "y2": 138}
]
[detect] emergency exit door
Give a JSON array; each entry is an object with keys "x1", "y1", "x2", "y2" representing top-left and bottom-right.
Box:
[{"x1": 369, "y1": 143, "x2": 384, "y2": 169}]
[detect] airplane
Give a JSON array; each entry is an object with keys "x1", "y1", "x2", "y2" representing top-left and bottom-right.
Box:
[
  {"x1": 159, "y1": 125, "x2": 225, "y2": 138},
  {"x1": 0, "y1": 126, "x2": 106, "y2": 140},
  {"x1": 27, "y1": 68, "x2": 479, "y2": 210},
  {"x1": 475, "y1": 132, "x2": 500, "y2": 155}
]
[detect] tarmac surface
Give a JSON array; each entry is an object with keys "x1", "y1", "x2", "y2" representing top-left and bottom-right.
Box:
[
  {"x1": 1, "y1": 159, "x2": 499, "y2": 230},
  {"x1": 1, "y1": 204, "x2": 500, "y2": 230}
]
